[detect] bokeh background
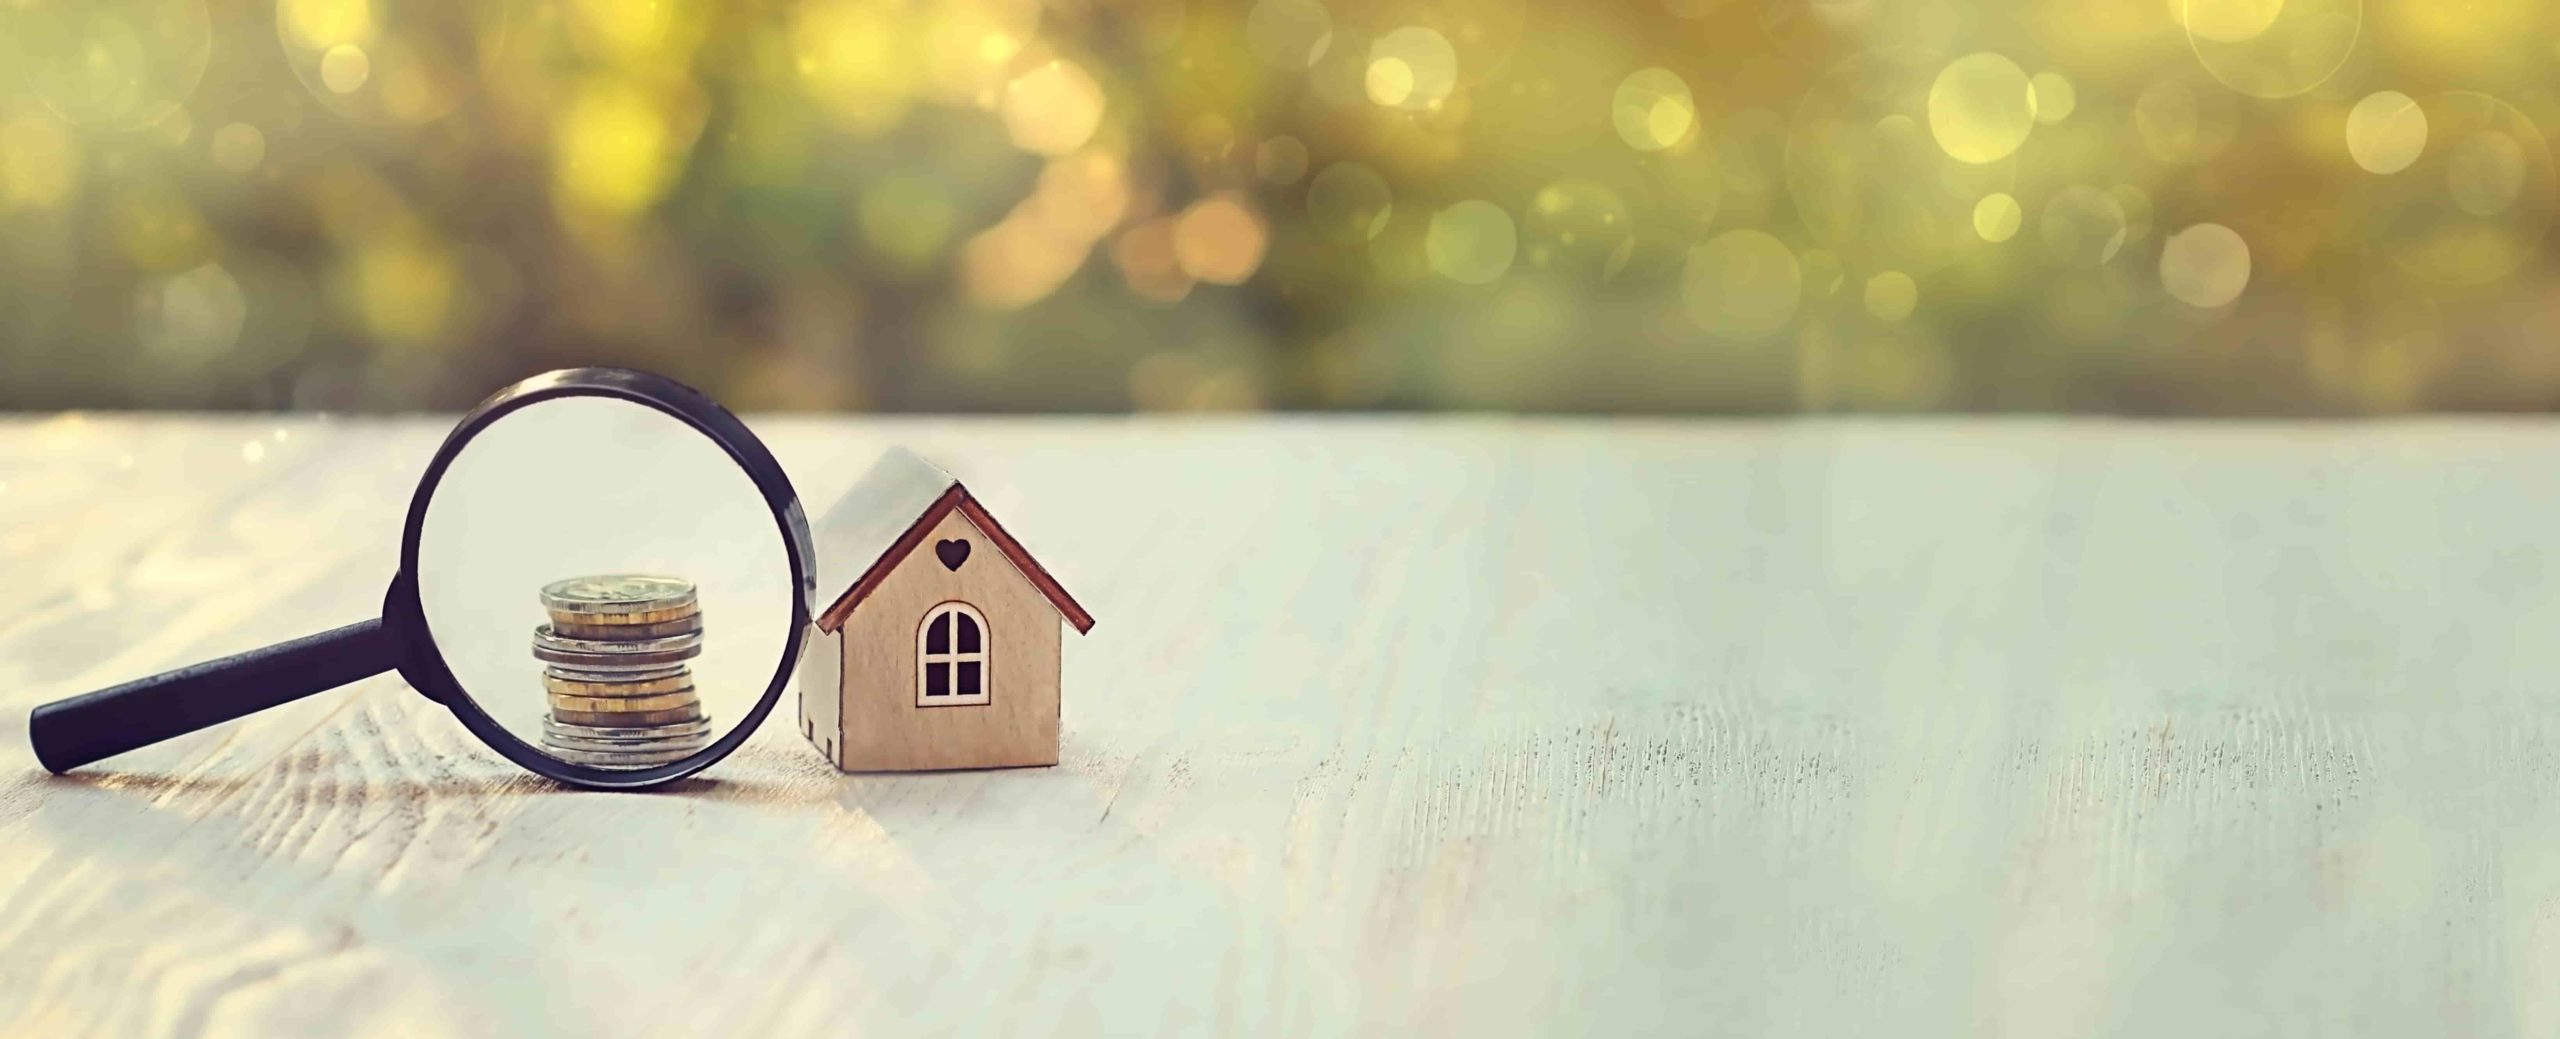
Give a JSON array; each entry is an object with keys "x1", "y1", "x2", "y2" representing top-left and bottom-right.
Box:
[{"x1": 3, "y1": 0, "x2": 2557, "y2": 413}]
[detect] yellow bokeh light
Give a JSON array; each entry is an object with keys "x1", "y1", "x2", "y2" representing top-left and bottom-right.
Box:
[
  {"x1": 16, "y1": 0, "x2": 215, "y2": 130},
  {"x1": 1682, "y1": 229, "x2": 1800, "y2": 339},
  {"x1": 1001, "y1": 59, "x2": 1105, "y2": 157},
  {"x1": 1367, "y1": 27, "x2": 1456, "y2": 110},
  {"x1": 565, "y1": 0, "x2": 681, "y2": 66},
  {"x1": 349, "y1": 236, "x2": 454, "y2": 344},
  {"x1": 2369, "y1": 92, "x2": 2555, "y2": 286},
  {"x1": 280, "y1": 0, "x2": 374, "y2": 49},
  {"x1": 1524, "y1": 180, "x2": 1630, "y2": 273},
  {"x1": 1366, "y1": 58, "x2": 1415, "y2": 107},
  {"x1": 1426, "y1": 200, "x2": 1517, "y2": 284},
  {"x1": 1864, "y1": 271, "x2": 1919, "y2": 321},
  {"x1": 2184, "y1": 0, "x2": 2361, "y2": 98},
  {"x1": 793, "y1": 0, "x2": 913, "y2": 137},
  {"x1": 1927, "y1": 53, "x2": 2036, "y2": 164},
  {"x1": 2184, "y1": 0, "x2": 2284, "y2": 43},
  {"x1": 1, "y1": 115, "x2": 81, "y2": 210},
  {"x1": 1973, "y1": 193, "x2": 2023, "y2": 241},
  {"x1": 1792, "y1": 55, "x2": 2006, "y2": 274},
  {"x1": 1175, "y1": 194, "x2": 1270, "y2": 285},
  {"x1": 2029, "y1": 71, "x2": 2076, "y2": 125},
  {"x1": 2345, "y1": 90, "x2": 2427, "y2": 175},
  {"x1": 2159, "y1": 222, "x2": 2251, "y2": 307},
  {"x1": 552, "y1": 79, "x2": 683, "y2": 216},
  {"x1": 321, "y1": 44, "x2": 372, "y2": 94},
  {"x1": 1612, "y1": 68, "x2": 1695, "y2": 152}
]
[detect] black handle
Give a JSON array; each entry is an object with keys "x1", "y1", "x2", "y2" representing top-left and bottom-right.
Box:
[{"x1": 31, "y1": 617, "x2": 398, "y2": 773}]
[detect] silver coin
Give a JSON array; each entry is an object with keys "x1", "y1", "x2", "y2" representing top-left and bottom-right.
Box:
[
  {"x1": 540, "y1": 742, "x2": 706, "y2": 767},
  {"x1": 534, "y1": 645, "x2": 701, "y2": 669},
  {"x1": 539, "y1": 575, "x2": 698, "y2": 616},
  {"x1": 542, "y1": 716, "x2": 715, "y2": 741},
  {"x1": 541, "y1": 731, "x2": 714, "y2": 754},
  {"x1": 544, "y1": 662, "x2": 691, "y2": 684},
  {"x1": 531, "y1": 625, "x2": 702, "y2": 655},
  {"x1": 548, "y1": 614, "x2": 705, "y2": 641},
  {"x1": 532, "y1": 626, "x2": 702, "y2": 668}
]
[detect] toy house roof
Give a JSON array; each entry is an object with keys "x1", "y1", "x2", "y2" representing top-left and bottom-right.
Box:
[{"x1": 810, "y1": 447, "x2": 1095, "y2": 636}]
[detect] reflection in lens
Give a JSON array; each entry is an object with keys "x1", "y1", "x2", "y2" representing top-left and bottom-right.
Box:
[{"x1": 417, "y1": 397, "x2": 793, "y2": 769}]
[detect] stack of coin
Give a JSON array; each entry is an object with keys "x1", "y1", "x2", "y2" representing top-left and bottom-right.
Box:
[{"x1": 534, "y1": 575, "x2": 711, "y2": 768}]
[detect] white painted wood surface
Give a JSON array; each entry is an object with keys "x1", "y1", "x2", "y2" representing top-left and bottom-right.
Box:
[{"x1": 4, "y1": 416, "x2": 2560, "y2": 1037}]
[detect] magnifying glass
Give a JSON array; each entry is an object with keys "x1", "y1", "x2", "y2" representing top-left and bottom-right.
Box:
[{"x1": 28, "y1": 368, "x2": 816, "y2": 790}]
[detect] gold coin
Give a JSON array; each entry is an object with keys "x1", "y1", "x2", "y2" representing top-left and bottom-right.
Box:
[
  {"x1": 545, "y1": 603, "x2": 700, "y2": 627},
  {"x1": 551, "y1": 705, "x2": 705, "y2": 727},
  {"x1": 548, "y1": 612, "x2": 703, "y2": 640},
  {"x1": 542, "y1": 673, "x2": 695, "y2": 698},
  {"x1": 539, "y1": 574, "x2": 698, "y2": 615},
  {"x1": 547, "y1": 690, "x2": 701, "y2": 714}
]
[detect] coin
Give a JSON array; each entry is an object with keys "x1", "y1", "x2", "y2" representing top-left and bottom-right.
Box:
[
  {"x1": 534, "y1": 645, "x2": 701, "y2": 669},
  {"x1": 550, "y1": 705, "x2": 705, "y2": 727},
  {"x1": 542, "y1": 673, "x2": 695, "y2": 698},
  {"x1": 541, "y1": 730, "x2": 714, "y2": 754},
  {"x1": 548, "y1": 690, "x2": 700, "y2": 714},
  {"x1": 540, "y1": 575, "x2": 698, "y2": 616},
  {"x1": 541, "y1": 743, "x2": 706, "y2": 767},
  {"x1": 531, "y1": 626, "x2": 702, "y2": 668},
  {"x1": 543, "y1": 716, "x2": 714, "y2": 741},
  {"x1": 531, "y1": 625, "x2": 702, "y2": 655},
  {"x1": 545, "y1": 663, "x2": 690, "y2": 684},
  {"x1": 547, "y1": 613, "x2": 704, "y2": 640}
]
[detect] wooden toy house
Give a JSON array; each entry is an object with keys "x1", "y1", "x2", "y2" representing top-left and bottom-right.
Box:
[{"x1": 799, "y1": 448, "x2": 1094, "y2": 771}]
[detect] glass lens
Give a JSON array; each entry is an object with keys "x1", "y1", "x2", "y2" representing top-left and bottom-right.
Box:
[{"x1": 413, "y1": 396, "x2": 793, "y2": 769}]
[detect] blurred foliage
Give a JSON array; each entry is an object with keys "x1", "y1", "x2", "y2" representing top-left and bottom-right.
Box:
[{"x1": 5, "y1": 0, "x2": 2560, "y2": 412}]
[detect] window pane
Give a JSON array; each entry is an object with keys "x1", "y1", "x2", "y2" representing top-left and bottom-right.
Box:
[
  {"x1": 927, "y1": 612, "x2": 950, "y2": 654},
  {"x1": 924, "y1": 662, "x2": 949, "y2": 696},
  {"x1": 957, "y1": 661, "x2": 982, "y2": 697},
  {"x1": 956, "y1": 613, "x2": 981, "y2": 653}
]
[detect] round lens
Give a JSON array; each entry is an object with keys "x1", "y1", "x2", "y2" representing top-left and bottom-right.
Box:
[{"x1": 410, "y1": 394, "x2": 795, "y2": 773}]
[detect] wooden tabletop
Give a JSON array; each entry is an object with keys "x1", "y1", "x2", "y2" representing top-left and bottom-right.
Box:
[{"x1": 5, "y1": 415, "x2": 2559, "y2": 1036}]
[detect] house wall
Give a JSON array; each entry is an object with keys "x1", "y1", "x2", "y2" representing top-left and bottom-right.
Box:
[
  {"x1": 796, "y1": 622, "x2": 842, "y2": 766},
  {"x1": 833, "y1": 506, "x2": 1062, "y2": 770}
]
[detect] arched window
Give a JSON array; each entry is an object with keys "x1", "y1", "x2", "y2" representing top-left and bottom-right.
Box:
[{"x1": 917, "y1": 602, "x2": 990, "y2": 706}]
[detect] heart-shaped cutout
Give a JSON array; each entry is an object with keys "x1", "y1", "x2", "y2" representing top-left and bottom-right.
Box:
[{"x1": 935, "y1": 539, "x2": 970, "y2": 571}]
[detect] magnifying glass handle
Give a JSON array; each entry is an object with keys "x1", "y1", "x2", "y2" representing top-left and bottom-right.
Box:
[{"x1": 30, "y1": 618, "x2": 398, "y2": 774}]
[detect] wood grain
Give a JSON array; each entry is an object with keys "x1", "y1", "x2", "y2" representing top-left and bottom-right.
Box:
[{"x1": 5, "y1": 416, "x2": 2560, "y2": 1036}]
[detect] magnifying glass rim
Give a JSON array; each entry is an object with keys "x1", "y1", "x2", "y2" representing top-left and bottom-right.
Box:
[{"x1": 394, "y1": 367, "x2": 814, "y2": 790}]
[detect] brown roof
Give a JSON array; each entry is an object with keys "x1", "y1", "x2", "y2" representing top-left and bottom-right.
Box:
[{"x1": 811, "y1": 448, "x2": 1094, "y2": 636}]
